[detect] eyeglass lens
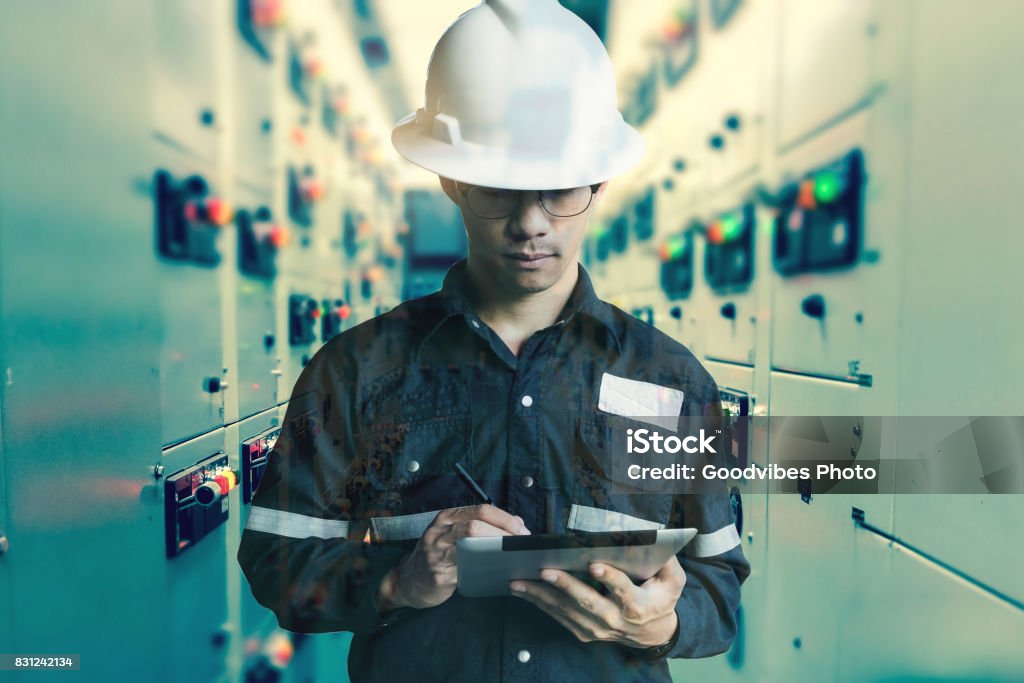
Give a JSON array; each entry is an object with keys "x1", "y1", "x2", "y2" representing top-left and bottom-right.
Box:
[{"x1": 465, "y1": 186, "x2": 594, "y2": 219}]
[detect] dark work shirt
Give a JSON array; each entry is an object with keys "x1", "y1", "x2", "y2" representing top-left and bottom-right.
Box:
[{"x1": 237, "y1": 260, "x2": 750, "y2": 682}]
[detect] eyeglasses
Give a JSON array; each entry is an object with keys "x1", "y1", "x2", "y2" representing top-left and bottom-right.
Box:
[{"x1": 456, "y1": 182, "x2": 601, "y2": 219}]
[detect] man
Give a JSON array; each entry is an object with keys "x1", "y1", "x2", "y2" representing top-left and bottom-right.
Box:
[{"x1": 237, "y1": 2, "x2": 749, "y2": 681}]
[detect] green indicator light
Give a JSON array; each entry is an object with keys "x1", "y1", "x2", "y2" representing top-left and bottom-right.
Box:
[
  {"x1": 590, "y1": 221, "x2": 610, "y2": 238},
  {"x1": 814, "y1": 171, "x2": 842, "y2": 203},
  {"x1": 720, "y1": 214, "x2": 743, "y2": 241},
  {"x1": 668, "y1": 237, "x2": 687, "y2": 260}
]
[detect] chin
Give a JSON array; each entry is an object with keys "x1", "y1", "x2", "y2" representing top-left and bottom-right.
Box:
[{"x1": 506, "y1": 272, "x2": 557, "y2": 294}]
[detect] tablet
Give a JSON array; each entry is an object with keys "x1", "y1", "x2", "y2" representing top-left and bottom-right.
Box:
[{"x1": 455, "y1": 528, "x2": 697, "y2": 598}]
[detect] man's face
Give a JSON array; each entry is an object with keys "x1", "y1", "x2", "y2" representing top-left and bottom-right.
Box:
[{"x1": 440, "y1": 178, "x2": 606, "y2": 295}]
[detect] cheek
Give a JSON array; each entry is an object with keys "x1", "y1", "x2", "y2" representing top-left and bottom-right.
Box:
[
  {"x1": 465, "y1": 222, "x2": 505, "y2": 253},
  {"x1": 560, "y1": 220, "x2": 589, "y2": 252}
]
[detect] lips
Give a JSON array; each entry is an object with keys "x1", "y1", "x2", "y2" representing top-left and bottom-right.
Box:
[{"x1": 504, "y1": 253, "x2": 554, "y2": 261}]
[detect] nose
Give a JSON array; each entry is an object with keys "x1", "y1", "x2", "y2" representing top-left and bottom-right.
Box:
[{"x1": 505, "y1": 192, "x2": 551, "y2": 241}]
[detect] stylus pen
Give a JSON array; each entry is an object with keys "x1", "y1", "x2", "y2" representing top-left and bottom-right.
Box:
[{"x1": 453, "y1": 462, "x2": 492, "y2": 505}]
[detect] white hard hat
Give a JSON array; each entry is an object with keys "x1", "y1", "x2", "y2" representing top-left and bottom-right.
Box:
[{"x1": 391, "y1": 0, "x2": 644, "y2": 191}]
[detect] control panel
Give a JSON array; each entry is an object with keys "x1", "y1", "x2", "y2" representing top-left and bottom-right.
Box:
[
  {"x1": 322, "y1": 85, "x2": 348, "y2": 138},
  {"x1": 633, "y1": 187, "x2": 655, "y2": 241},
  {"x1": 704, "y1": 202, "x2": 754, "y2": 292},
  {"x1": 710, "y1": 0, "x2": 742, "y2": 28},
  {"x1": 593, "y1": 228, "x2": 611, "y2": 262},
  {"x1": 288, "y1": 165, "x2": 323, "y2": 227},
  {"x1": 321, "y1": 298, "x2": 349, "y2": 341},
  {"x1": 609, "y1": 214, "x2": 629, "y2": 254},
  {"x1": 164, "y1": 452, "x2": 236, "y2": 558},
  {"x1": 238, "y1": 0, "x2": 288, "y2": 61},
  {"x1": 288, "y1": 294, "x2": 319, "y2": 345},
  {"x1": 659, "y1": 231, "x2": 694, "y2": 300},
  {"x1": 773, "y1": 149, "x2": 864, "y2": 275},
  {"x1": 287, "y1": 39, "x2": 319, "y2": 106},
  {"x1": 154, "y1": 170, "x2": 232, "y2": 265},
  {"x1": 720, "y1": 387, "x2": 752, "y2": 469},
  {"x1": 662, "y1": 2, "x2": 698, "y2": 86},
  {"x1": 237, "y1": 205, "x2": 288, "y2": 279},
  {"x1": 343, "y1": 210, "x2": 362, "y2": 258},
  {"x1": 240, "y1": 426, "x2": 280, "y2": 504}
]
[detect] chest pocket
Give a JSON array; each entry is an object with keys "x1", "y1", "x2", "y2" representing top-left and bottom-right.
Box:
[
  {"x1": 357, "y1": 415, "x2": 476, "y2": 527},
  {"x1": 571, "y1": 414, "x2": 674, "y2": 531}
]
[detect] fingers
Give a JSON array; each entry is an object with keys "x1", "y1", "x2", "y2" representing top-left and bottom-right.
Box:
[
  {"x1": 587, "y1": 563, "x2": 641, "y2": 613},
  {"x1": 510, "y1": 579, "x2": 615, "y2": 643},
  {"x1": 591, "y1": 559, "x2": 685, "y2": 624},
  {"x1": 439, "y1": 519, "x2": 514, "y2": 545},
  {"x1": 514, "y1": 570, "x2": 621, "y2": 631},
  {"x1": 514, "y1": 588, "x2": 593, "y2": 642},
  {"x1": 643, "y1": 555, "x2": 686, "y2": 592},
  {"x1": 437, "y1": 504, "x2": 530, "y2": 536}
]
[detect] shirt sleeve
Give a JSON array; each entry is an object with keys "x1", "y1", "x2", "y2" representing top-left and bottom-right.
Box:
[
  {"x1": 665, "y1": 372, "x2": 751, "y2": 659},
  {"x1": 236, "y1": 343, "x2": 407, "y2": 634}
]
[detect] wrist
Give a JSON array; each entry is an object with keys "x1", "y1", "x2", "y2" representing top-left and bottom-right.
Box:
[
  {"x1": 628, "y1": 612, "x2": 680, "y2": 660},
  {"x1": 638, "y1": 611, "x2": 678, "y2": 647}
]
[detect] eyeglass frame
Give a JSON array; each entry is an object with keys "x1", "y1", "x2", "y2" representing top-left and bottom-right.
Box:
[{"x1": 454, "y1": 181, "x2": 603, "y2": 219}]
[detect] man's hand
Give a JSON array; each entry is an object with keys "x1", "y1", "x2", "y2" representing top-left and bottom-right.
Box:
[
  {"x1": 377, "y1": 504, "x2": 530, "y2": 612},
  {"x1": 509, "y1": 555, "x2": 686, "y2": 649}
]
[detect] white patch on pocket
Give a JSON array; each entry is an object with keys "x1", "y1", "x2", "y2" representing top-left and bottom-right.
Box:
[
  {"x1": 597, "y1": 373, "x2": 684, "y2": 430},
  {"x1": 566, "y1": 504, "x2": 665, "y2": 532}
]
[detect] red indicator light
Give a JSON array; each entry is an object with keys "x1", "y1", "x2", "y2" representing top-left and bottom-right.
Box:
[
  {"x1": 205, "y1": 198, "x2": 233, "y2": 225},
  {"x1": 662, "y1": 9, "x2": 694, "y2": 43},
  {"x1": 268, "y1": 224, "x2": 289, "y2": 248},
  {"x1": 304, "y1": 57, "x2": 324, "y2": 80},
  {"x1": 301, "y1": 179, "x2": 324, "y2": 202},
  {"x1": 706, "y1": 222, "x2": 724, "y2": 244},
  {"x1": 338, "y1": 304, "x2": 352, "y2": 320},
  {"x1": 184, "y1": 198, "x2": 232, "y2": 225},
  {"x1": 798, "y1": 179, "x2": 817, "y2": 210},
  {"x1": 251, "y1": 0, "x2": 287, "y2": 27},
  {"x1": 266, "y1": 632, "x2": 294, "y2": 667},
  {"x1": 214, "y1": 475, "x2": 230, "y2": 495},
  {"x1": 290, "y1": 126, "x2": 307, "y2": 146}
]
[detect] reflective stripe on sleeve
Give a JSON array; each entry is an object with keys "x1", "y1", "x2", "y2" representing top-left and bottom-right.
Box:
[
  {"x1": 368, "y1": 506, "x2": 475, "y2": 543},
  {"x1": 684, "y1": 524, "x2": 741, "y2": 558},
  {"x1": 245, "y1": 506, "x2": 350, "y2": 539}
]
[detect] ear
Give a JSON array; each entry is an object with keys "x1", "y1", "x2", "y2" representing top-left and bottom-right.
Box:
[
  {"x1": 595, "y1": 180, "x2": 610, "y2": 200},
  {"x1": 439, "y1": 176, "x2": 460, "y2": 204}
]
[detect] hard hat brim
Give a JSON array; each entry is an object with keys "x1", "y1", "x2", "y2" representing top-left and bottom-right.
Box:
[{"x1": 391, "y1": 113, "x2": 645, "y2": 191}]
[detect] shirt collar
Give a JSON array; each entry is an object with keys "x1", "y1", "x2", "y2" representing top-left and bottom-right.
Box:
[{"x1": 417, "y1": 258, "x2": 621, "y2": 356}]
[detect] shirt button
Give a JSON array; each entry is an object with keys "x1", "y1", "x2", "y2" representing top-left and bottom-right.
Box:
[
  {"x1": 470, "y1": 319, "x2": 481, "y2": 329},
  {"x1": 521, "y1": 395, "x2": 533, "y2": 408},
  {"x1": 517, "y1": 649, "x2": 531, "y2": 664},
  {"x1": 519, "y1": 475, "x2": 534, "y2": 489},
  {"x1": 406, "y1": 460, "x2": 420, "y2": 473}
]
